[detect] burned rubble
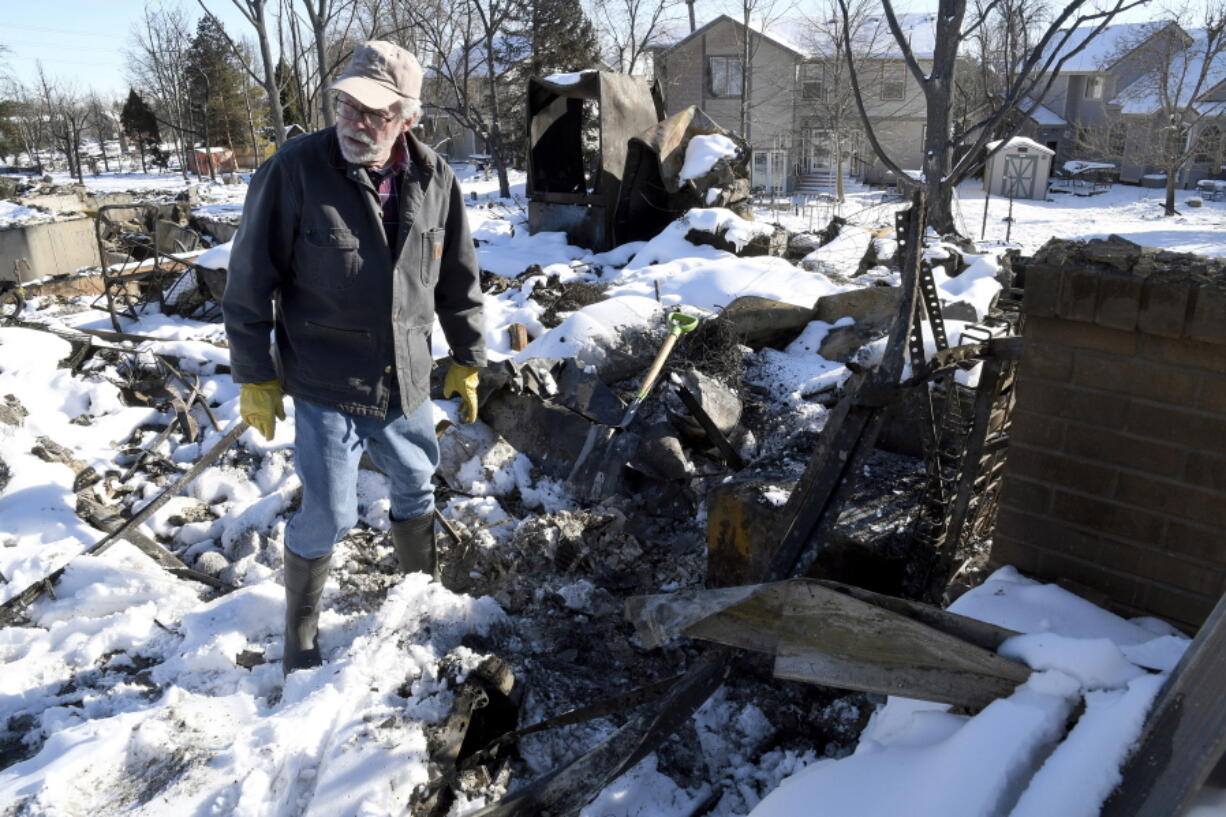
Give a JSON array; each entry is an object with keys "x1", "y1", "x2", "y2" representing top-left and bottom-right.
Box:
[{"x1": 0, "y1": 181, "x2": 1031, "y2": 816}]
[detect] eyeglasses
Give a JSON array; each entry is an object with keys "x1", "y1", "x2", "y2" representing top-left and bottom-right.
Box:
[{"x1": 335, "y1": 97, "x2": 397, "y2": 126}]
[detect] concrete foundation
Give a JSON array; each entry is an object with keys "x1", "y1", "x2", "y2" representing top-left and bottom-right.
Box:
[{"x1": 1, "y1": 218, "x2": 99, "y2": 283}]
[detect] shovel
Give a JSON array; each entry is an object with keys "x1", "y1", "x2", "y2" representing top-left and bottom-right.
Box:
[{"x1": 566, "y1": 311, "x2": 700, "y2": 501}]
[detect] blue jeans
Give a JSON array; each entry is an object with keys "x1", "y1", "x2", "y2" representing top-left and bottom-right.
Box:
[{"x1": 285, "y1": 396, "x2": 439, "y2": 560}]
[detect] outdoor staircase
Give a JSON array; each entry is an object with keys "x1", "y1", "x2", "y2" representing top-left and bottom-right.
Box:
[{"x1": 794, "y1": 171, "x2": 868, "y2": 198}]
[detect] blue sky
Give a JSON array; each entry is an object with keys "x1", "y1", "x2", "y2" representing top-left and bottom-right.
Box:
[
  {"x1": 2, "y1": 1, "x2": 253, "y2": 100},
  {"x1": 0, "y1": 0, "x2": 1208, "y2": 102}
]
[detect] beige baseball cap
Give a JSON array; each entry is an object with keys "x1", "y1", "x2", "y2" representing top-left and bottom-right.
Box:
[{"x1": 329, "y1": 41, "x2": 422, "y2": 111}]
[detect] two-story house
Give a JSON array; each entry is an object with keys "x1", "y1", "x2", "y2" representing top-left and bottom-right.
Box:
[
  {"x1": 653, "y1": 12, "x2": 947, "y2": 193},
  {"x1": 961, "y1": 20, "x2": 1225, "y2": 185}
]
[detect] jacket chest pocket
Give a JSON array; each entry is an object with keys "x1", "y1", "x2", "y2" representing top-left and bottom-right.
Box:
[
  {"x1": 299, "y1": 227, "x2": 362, "y2": 290},
  {"x1": 421, "y1": 227, "x2": 445, "y2": 287}
]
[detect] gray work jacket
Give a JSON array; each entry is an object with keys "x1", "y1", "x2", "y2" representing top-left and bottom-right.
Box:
[{"x1": 222, "y1": 127, "x2": 485, "y2": 418}]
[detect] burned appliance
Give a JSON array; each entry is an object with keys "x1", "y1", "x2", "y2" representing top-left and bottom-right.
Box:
[{"x1": 526, "y1": 72, "x2": 663, "y2": 252}]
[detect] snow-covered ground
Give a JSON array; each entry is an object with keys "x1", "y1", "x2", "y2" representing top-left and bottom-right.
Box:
[{"x1": 1, "y1": 166, "x2": 1224, "y2": 816}]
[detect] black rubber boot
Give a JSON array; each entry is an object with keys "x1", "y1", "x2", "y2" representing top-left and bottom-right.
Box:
[
  {"x1": 283, "y1": 548, "x2": 331, "y2": 675},
  {"x1": 391, "y1": 512, "x2": 437, "y2": 578}
]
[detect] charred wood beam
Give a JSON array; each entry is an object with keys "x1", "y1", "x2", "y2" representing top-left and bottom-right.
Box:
[{"x1": 0, "y1": 421, "x2": 245, "y2": 627}]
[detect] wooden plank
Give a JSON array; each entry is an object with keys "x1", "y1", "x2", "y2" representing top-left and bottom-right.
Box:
[
  {"x1": 1101, "y1": 591, "x2": 1226, "y2": 817},
  {"x1": 813, "y1": 579, "x2": 1020, "y2": 652},
  {"x1": 508, "y1": 323, "x2": 529, "y2": 351}
]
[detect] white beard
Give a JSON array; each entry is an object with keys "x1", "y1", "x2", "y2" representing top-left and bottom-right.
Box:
[{"x1": 337, "y1": 121, "x2": 398, "y2": 165}]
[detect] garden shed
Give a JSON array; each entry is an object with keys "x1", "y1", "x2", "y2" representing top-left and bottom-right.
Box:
[{"x1": 983, "y1": 137, "x2": 1054, "y2": 200}]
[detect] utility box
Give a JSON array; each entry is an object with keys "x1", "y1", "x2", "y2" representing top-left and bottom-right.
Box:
[{"x1": 983, "y1": 137, "x2": 1054, "y2": 200}]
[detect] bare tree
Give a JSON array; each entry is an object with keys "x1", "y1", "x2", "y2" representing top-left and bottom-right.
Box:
[
  {"x1": 406, "y1": 0, "x2": 517, "y2": 197},
  {"x1": 592, "y1": 0, "x2": 682, "y2": 74},
  {"x1": 730, "y1": 0, "x2": 794, "y2": 138},
  {"x1": 1104, "y1": 4, "x2": 1226, "y2": 214},
  {"x1": 87, "y1": 94, "x2": 118, "y2": 173},
  {"x1": 34, "y1": 66, "x2": 90, "y2": 184},
  {"x1": 796, "y1": 0, "x2": 894, "y2": 200},
  {"x1": 838, "y1": 0, "x2": 1150, "y2": 234},
  {"x1": 298, "y1": 0, "x2": 358, "y2": 126},
  {"x1": 127, "y1": 3, "x2": 197, "y2": 180},
  {"x1": 6, "y1": 82, "x2": 52, "y2": 173},
  {"x1": 200, "y1": 0, "x2": 289, "y2": 147},
  {"x1": 967, "y1": 0, "x2": 1052, "y2": 125}
]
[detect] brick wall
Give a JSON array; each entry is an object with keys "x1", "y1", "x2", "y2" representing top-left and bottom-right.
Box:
[{"x1": 992, "y1": 237, "x2": 1226, "y2": 632}]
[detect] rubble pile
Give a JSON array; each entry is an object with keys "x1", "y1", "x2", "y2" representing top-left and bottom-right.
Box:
[{"x1": 0, "y1": 187, "x2": 1024, "y2": 815}]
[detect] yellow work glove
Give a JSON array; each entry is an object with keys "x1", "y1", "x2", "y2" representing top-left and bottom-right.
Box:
[
  {"x1": 443, "y1": 363, "x2": 481, "y2": 423},
  {"x1": 239, "y1": 380, "x2": 285, "y2": 440}
]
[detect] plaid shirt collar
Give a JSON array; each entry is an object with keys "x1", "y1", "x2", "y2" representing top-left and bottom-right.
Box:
[{"x1": 365, "y1": 134, "x2": 411, "y2": 179}]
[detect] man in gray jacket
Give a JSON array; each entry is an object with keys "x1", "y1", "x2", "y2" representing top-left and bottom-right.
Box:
[{"x1": 223, "y1": 41, "x2": 486, "y2": 674}]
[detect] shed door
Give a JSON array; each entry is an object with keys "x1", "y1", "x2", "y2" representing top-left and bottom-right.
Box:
[{"x1": 1002, "y1": 154, "x2": 1038, "y2": 199}]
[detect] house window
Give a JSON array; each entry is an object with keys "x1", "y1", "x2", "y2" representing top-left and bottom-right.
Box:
[
  {"x1": 800, "y1": 63, "x2": 825, "y2": 101},
  {"x1": 1194, "y1": 125, "x2": 1220, "y2": 163},
  {"x1": 709, "y1": 56, "x2": 744, "y2": 97},
  {"x1": 1109, "y1": 122, "x2": 1127, "y2": 157},
  {"x1": 879, "y1": 63, "x2": 905, "y2": 101},
  {"x1": 1084, "y1": 75, "x2": 1104, "y2": 99}
]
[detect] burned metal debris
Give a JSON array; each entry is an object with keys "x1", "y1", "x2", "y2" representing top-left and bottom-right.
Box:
[
  {"x1": 526, "y1": 72, "x2": 664, "y2": 252},
  {"x1": 525, "y1": 72, "x2": 756, "y2": 252}
]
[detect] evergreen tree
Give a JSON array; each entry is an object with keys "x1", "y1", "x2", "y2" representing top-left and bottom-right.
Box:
[
  {"x1": 185, "y1": 16, "x2": 249, "y2": 152},
  {"x1": 120, "y1": 89, "x2": 166, "y2": 172},
  {"x1": 525, "y1": 0, "x2": 601, "y2": 78},
  {"x1": 502, "y1": 0, "x2": 603, "y2": 164}
]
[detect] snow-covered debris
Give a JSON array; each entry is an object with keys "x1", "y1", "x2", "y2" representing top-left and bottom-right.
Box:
[
  {"x1": 801, "y1": 224, "x2": 874, "y2": 276},
  {"x1": 0, "y1": 201, "x2": 64, "y2": 229},
  {"x1": 195, "y1": 240, "x2": 233, "y2": 270},
  {"x1": 684, "y1": 207, "x2": 771, "y2": 252},
  {"x1": 747, "y1": 566, "x2": 1191, "y2": 817},
  {"x1": 514, "y1": 294, "x2": 663, "y2": 370},
  {"x1": 679, "y1": 134, "x2": 740, "y2": 181}
]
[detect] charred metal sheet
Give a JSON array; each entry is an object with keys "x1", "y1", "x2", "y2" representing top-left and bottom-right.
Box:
[
  {"x1": 613, "y1": 106, "x2": 751, "y2": 245},
  {"x1": 526, "y1": 72, "x2": 662, "y2": 252},
  {"x1": 625, "y1": 579, "x2": 1029, "y2": 709}
]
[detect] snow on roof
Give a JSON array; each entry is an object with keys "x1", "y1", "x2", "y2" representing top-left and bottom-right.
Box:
[
  {"x1": 1042, "y1": 21, "x2": 1165, "y2": 73},
  {"x1": 986, "y1": 136, "x2": 1055, "y2": 155},
  {"x1": 1110, "y1": 28, "x2": 1226, "y2": 115},
  {"x1": 542, "y1": 70, "x2": 594, "y2": 86},
  {"x1": 1021, "y1": 96, "x2": 1066, "y2": 126}
]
